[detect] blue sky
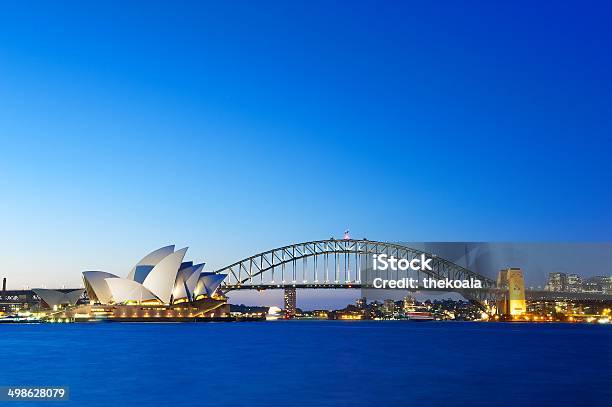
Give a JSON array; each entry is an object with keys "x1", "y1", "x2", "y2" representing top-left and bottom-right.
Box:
[{"x1": 0, "y1": 1, "x2": 611, "y2": 307}]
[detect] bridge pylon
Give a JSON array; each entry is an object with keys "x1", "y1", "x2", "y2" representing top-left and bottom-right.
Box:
[{"x1": 496, "y1": 268, "x2": 526, "y2": 316}]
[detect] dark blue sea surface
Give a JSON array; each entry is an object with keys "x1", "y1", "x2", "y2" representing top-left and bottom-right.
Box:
[{"x1": 0, "y1": 321, "x2": 610, "y2": 406}]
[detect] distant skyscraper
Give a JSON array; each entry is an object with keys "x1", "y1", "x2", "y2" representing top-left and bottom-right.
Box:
[
  {"x1": 284, "y1": 288, "x2": 297, "y2": 319},
  {"x1": 602, "y1": 276, "x2": 612, "y2": 294},
  {"x1": 343, "y1": 230, "x2": 350, "y2": 240},
  {"x1": 582, "y1": 276, "x2": 606, "y2": 294},
  {"x1": 567, "y1": 274, "x2": 582, "y2": 293},
  {"x1": 547, "y1": 272, "x2": 567, "y2": 292}
]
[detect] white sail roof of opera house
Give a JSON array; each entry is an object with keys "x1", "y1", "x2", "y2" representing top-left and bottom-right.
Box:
[
  {"x1": 82, "y1": 245, "x2": 226, "y2": 305},
  {"x1": 126, "y1": 245, "x2": 175, "y2": 283},
  {"x1": 194, "y1": 273, "x2": 226, "y2": 298},
  {"x1": 104, "y1": 278, "x2": 159, "y2": 303},
  {"x1": 33, "y1": 288, "x2": 85, "y2": 308},
  {"x1": 172, "y1": 263, "x2": 205, "y2": 302},
  {"x1": 82, "y1": 271, "x2": 119, "y2": 304},
  {"x1": 142, "y1": 248, "x2": 188, "y2": 304}
]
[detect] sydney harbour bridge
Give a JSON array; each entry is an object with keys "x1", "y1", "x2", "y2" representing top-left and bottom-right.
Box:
[{"x1": 214, "y1": 238, "x2": 610, "y2": 309}]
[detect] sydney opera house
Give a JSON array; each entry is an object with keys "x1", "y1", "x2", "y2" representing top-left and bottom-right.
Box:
[{"x1": 46, "y1": 245, "x2": 229, "y2": 321}]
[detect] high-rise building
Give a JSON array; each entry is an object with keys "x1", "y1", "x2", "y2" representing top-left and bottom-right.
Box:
[
  {"x1": 356, "y1": 297, "x2": 367, "y2": 309},
  {"x1": 567, "y1": 274, "x2": 582, "y2": 293},
  {"x1": 602, "y1": 276, "x2": 612, "y2": 294},
  {"x1": 383, "y1": 299, "x2": 395, "y2": 316},
  {"x1": 582, "y1": 276, "x2": 605, "y2": 294},
  {"x1": 497, "y1": 268, "x2": 526, "y2": 316},
  {"x1": 283, "y1": 288, "x2": 297, "y2": 319},
  {"x1": 547, "y1": 272, "x2": 567, "y2": 292},
  {"x1": 403, "y1": 295, "x2": 416, "y2": 313}
]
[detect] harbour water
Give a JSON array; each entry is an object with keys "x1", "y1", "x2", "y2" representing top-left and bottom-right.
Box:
[{"x1": 0, "y1": 321, "x2": 610, "y2": 406}]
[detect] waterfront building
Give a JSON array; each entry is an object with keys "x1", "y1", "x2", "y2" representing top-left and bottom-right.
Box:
[
  {"x1": 383, "y1": 299, "x2": 395, "y2": 316},
  {"x1": 0, "y1": 280, "x2": 85, "y2": 313},
  {"x1": 403, "y1": 295, "x2": 416, "y2": 313},
  {"x1": 63, "y1": 246, "x2": 231, "y2": 321},
  {"x1": 356, "y1": 297, "x2": 367, "y2": 309},
  {"x1": 82, "y1": 245, "x2": 226, "y2": 306},
  {"x1": 284, "y1": 287, "x2": 297, "y2": 318}
]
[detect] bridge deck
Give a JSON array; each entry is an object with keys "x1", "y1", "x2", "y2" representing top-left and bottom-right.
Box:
[{"x1": 223, "y1": 284, "x2": 612, "y2": 301}]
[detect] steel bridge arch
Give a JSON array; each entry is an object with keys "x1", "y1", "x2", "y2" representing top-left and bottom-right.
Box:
[{"x1": 216, "y1": 239, "x2": 496, "y2": 293}]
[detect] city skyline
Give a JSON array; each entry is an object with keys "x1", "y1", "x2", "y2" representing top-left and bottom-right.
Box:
[{"x1": 7, "y1": 240, "x2": 611, "y2": 310}]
